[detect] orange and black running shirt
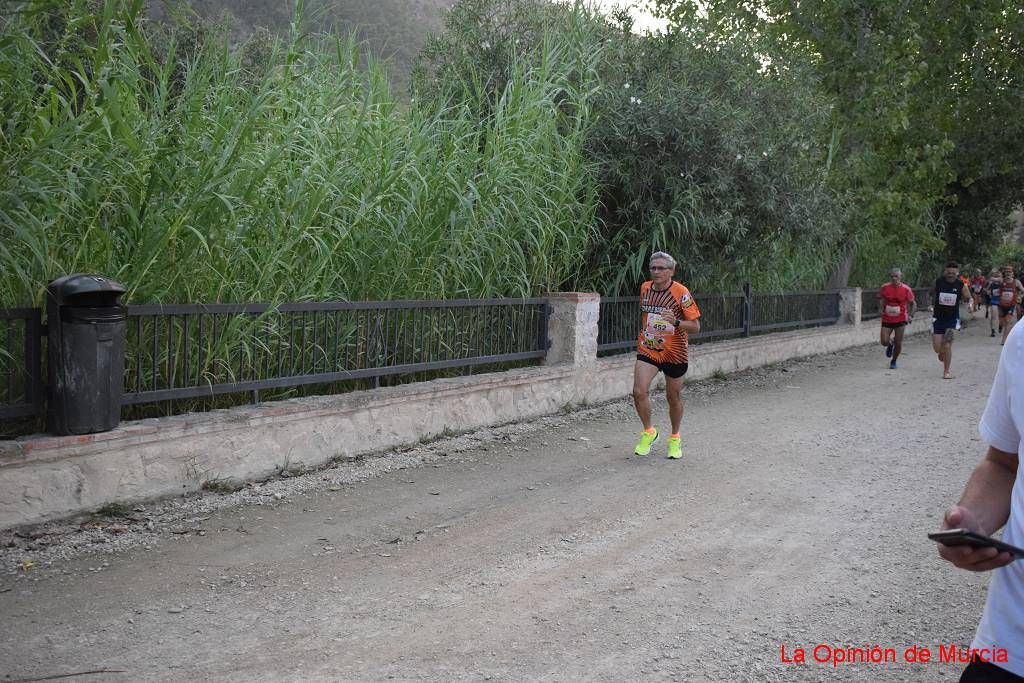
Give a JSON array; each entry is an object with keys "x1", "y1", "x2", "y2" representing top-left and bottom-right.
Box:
[
  {"x1": 637, "y1": 281, "x2": 702, "y2": 365},
  {"x1": 999, "y1": 281, "x2": 1020, "y2": 307}
]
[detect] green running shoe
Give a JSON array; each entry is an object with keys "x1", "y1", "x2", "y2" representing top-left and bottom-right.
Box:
[
  {"x1": 634, "y1": 429, "x2": 658, "y2": 456},
  {"x1": 666, "y1": 435, "x2": 682, "y2": 460}
]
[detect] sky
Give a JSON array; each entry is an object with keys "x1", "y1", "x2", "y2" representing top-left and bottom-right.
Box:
[{"x1": 565, "y1": 1, "x2": 671, "y2": 33}]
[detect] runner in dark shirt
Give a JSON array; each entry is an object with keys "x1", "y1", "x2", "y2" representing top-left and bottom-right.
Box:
[
  {"x1": 931, "y1": 261, "x2": 972, "y2": 379},
  {"x1": 988, "y1": 270, "x2": 1004, "y2": 338}
]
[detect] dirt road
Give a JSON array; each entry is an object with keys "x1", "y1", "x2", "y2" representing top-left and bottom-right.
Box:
[{"x1": 0, "y1": 319, "x2": 1009, "y2": 681}]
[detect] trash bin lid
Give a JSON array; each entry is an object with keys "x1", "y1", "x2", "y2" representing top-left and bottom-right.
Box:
[{"x1": 47, "y1": 274, "x2": 127, "y2": 305}]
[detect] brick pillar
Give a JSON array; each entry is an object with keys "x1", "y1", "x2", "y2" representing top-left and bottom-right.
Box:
[
  {"x1": 838, "y1": 287, "x2": 862, "y2": 325},
  {"x1": 544, "y1": 292, "x2": 600, "y2": 366}
]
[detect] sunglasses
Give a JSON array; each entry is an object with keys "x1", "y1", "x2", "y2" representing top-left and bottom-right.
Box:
[{"x1": 649, "y1": 266, "x2": 672, "y2": 271}]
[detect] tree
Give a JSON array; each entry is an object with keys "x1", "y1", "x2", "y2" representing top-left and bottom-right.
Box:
[
  {"x1": 415, "y1": 0, "x2": 849, "y2": 293},
  {"x1": 652, "y1": 0, "x2": 1024, "y2": 285}
]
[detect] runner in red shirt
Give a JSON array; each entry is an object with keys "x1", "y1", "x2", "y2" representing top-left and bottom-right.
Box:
[
  {"x1": 970, "y1": 269, "x2": 987, "y2": 319},
  {"x1": 878, "y1": 268, "x2": 916, "y2": 370},
  {"x1": 998, "y1": 267, "x2": 1024, "y2": 346}
]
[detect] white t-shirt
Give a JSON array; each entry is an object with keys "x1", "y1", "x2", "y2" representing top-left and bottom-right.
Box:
[{"x1": 975, "y1": 321, "x2": 1024, "y2": 674}]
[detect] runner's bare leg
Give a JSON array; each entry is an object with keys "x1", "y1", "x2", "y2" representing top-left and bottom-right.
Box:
[
  {"x1": 665, "y1": 375, "x2": 685, "y2": 434},
  {"x1": 632, "y1": 360, "x2": 660, "y2": 431},
  {"x1": 892, "y1": 326, "x2": 905, "y2": 362}
]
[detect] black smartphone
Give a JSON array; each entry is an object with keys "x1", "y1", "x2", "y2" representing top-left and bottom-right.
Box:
[{"x1": 929, "y1": 529, "x2": 1024, "y2": 559}]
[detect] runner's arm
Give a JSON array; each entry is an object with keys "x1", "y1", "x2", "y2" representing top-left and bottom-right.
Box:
[
  {"x1": 676, "y1": 318, "x2": 700, "y2": 334},
  {"x1": 937, "y1": 446, "x2": 1018, "y2": 572},
  {"x1": 954, "y1": 446, "x2": 1017, "y2": 534},
  {"x1": 940, "y1": 335, "x2": 1022, "y2": 571},
  {"x1": 663, "y1": 308, "x2": 700, "y2": 333}
]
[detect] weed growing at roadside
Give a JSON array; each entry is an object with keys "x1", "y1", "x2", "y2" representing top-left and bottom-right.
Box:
[{"x1": 95, "y1": 503, "x2": 132, "y2": 518}]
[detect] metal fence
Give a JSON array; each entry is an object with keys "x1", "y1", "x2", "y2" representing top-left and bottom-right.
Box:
[
  {"x1": 912, "y1": 287, "x2": 932, "y2": 310},
  {"x1": 121, "y1": 299, "x2": 550, "y2": 406},
  {"x1": 598, "y1": 287, "x2": 841, "y2": 354},
  {"x1": 861, "y1": 288, "x2": 881, "y2": 321},
  {"x1": 0, "y1": 308, "x2": 43, "y2": 420},
  {"x1": 0, "y1": 299, "x2": 548, "y2": 424},
  {"x1": 750, "y1": 290, "x2": 841, "y2": 332},
  {"x1": 0, "y1": 285, "x2": 930, "y2": 427}
]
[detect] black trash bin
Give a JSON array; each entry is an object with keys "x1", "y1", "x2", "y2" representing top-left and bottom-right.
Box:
[{"x1": 46, "y1": 274, "x2": 127, "y2": 435}]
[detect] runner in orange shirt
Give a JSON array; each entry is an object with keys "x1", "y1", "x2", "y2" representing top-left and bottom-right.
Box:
[
  {"x1": 958, "y1": 273, "x2": 972, "y2": 327},
  {"x1": 998, "y1": 267, "x2": 1024, "y2": 346},
  {"x1": 632, "y1": 252, "x2": 702, "y2": 459}
]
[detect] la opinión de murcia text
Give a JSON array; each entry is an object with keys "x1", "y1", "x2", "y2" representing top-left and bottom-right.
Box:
[{"x1": 779, "y1": 643, "x2": 1008, "y2": 668}]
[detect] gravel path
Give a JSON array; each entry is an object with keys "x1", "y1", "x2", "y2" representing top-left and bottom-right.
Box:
[{"x1": 0, "y1": 318, "x2": 1007, "y2": 681}]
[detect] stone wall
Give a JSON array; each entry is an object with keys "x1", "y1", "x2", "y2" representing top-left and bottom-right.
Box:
[{"x1": 0, "y1": 289, "x2": 927, "y2": 530}]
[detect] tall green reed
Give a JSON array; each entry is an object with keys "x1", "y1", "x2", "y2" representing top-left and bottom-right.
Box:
[{"x1": 0, "y1": 0, "x2": 599, "y2": 308}]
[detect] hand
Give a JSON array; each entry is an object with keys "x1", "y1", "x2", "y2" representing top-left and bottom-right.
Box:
[
  {"x1": 936, "y1": 505, "x2": 1015, "y2": 572},
  {"x1": 660, "y1": 309, "x2": 678, "y2": 326}
]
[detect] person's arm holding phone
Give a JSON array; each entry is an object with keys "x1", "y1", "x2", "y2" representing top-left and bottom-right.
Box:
[
  {"x1": 938, "y1": 446, "x2": 1018, "y2": 571},
  {"x1": 937, "y1": 321, "x2": 1021, "y2": 572}
]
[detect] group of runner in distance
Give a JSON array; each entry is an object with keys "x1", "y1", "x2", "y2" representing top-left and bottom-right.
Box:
[
  {"x1": 879, "y1": 262, "x2": 1024, "y2": 380},
  {"x1": 630, "y1": 253, "x2": 1021, "y2": 458}
]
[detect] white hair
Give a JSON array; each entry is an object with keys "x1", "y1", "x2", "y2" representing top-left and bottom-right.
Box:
[{"x1": 649, "y1": 251, "x2": 676, "y2": 268}]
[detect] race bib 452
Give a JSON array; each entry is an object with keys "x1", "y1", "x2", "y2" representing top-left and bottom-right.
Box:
[{"x1": 645, "y1": 313, "x2": 674, "y2": 339}]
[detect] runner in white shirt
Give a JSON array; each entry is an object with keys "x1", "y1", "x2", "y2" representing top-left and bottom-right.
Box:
[{"x1": 936, "y1": 321, "x2": 1024, "y2": 681}]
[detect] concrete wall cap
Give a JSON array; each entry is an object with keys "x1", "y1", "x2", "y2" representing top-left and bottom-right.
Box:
[{"x1": 545, "y1": 292, "x2": 600, "y2": 302}]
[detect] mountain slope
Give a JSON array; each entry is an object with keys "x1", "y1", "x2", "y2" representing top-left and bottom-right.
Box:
[{"x1": 150, "y1": 0, "x2": 458, "y2": 87}]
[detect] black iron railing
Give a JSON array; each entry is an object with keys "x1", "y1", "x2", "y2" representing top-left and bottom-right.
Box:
[
  {"x1": 1, "y1": 286, "x2": 893, "y2": 430},
  {"x1": 861, "y1": 288, "x2": 881, "y2": 320},
  {"x1": 598, "y1": 287, "x2": 841, "y2": 354},
  {"x1": 0, "y1": 308, "x2": 44, "y2": 420},
  {"x1": 750, "y1": 290, "x2": 841, "y2": 333},
  {"x1": 912, "y1": 288, "x2": 932, "y2": 310},
  {"x1": 596, "y1": 296, "x2": 645, "y2": 355},
  {"x1": 121, "y1": 298, "x2": 549, "y2": 406}
]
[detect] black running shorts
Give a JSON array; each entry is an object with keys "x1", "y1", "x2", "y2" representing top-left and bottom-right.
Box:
[
  {"x1": 959, "y1": 661, "x2": 1024, "y2": 682},
  {"x1": 637, "y1": 354, "x2": 688, "y2": 379}
]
